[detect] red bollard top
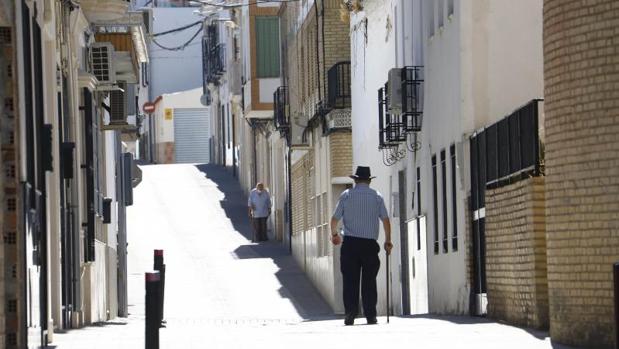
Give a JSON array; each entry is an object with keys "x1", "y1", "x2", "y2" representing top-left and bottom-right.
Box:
[
  {"x1": 145, "y1": 271, "x2": 160, "y2": 282},
  {"x1": 154, "y1": 249, "x2": 164, "y2": 257}
]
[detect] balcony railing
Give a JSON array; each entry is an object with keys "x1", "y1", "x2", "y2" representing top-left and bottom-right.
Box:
[
  {"x1": 203, "y1": 42, "x2": 225, "y2": 85},
  {"x1": 401, "y1": 66, "x2": 424, "y2": 132},
  {"x1": 327, "y1": 61, "x2": 351, "y2": 110},
  {"x1": 377, "y1": 66, "x2": 424, "y2": 150},
  {"x1": 203, "y1": 23, "x2": 225, "y2": 86},
  {"x1": 378, "y1": 84, "x2": 405, "y2": 149},
  {"x1": 273, "y1": 86, "x2": 289, "y2": 138}
]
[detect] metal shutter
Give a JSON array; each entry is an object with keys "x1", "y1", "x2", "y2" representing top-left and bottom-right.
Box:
[{"x1": 173, "y1": 108, "x2": 211, "y2": 164}]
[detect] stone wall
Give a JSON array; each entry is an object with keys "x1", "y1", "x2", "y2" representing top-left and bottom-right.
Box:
[
  {"x1": 543, "y1": 0, "x2": 619, "y2": 346},
  {"x1": 485, "y1": 177, "x2": 548, "y2": 329}
]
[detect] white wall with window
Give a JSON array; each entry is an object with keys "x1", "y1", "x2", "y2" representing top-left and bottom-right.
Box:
[{"x1": 420, "y1": 0, "x2": 544, "y2": 315}]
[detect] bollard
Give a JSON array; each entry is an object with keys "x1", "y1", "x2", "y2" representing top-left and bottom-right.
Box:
[
  {"x1": 145, "y1": 272, "x2": 160, "y2": 349},
  {"x1": 154, "y1": 249, "x2": 164, "y2": 270},
  {"x1": 614, "y1": 262, "x2": 619, "y2": 349},
  {"x1": 154, "y1": 250, "x2": 166, "y2": 327}
]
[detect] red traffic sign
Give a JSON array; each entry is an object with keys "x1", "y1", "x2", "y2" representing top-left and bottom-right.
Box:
[{"x1": 143, "y1": 102, "x2": 156, "y2": 114}]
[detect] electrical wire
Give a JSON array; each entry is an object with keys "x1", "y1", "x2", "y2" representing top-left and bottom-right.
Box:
[
  {"x1": 152, "y1": 20, "x2": 203, "y2": 37},
  {"x1": 151, "y1": 25, "x2": 203, "y2": 51},
  {"x1": 195, "y1": 0, "x2": 300, "y2": 8}
]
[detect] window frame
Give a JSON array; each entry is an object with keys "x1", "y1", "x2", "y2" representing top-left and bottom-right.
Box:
[{"x1": 255, "y1": 16, "x2": 281, "y2": 78}]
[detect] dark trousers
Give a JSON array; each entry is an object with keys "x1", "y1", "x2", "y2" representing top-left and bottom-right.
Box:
[
  {"x1": 252, "y1": 217, "x2": 268, "y2": 241},
  {"x1": 340, "y1": 236, "x2": 380, "y2": 318}
]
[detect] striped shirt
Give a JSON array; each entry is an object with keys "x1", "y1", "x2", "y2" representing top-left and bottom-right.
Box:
[{"x1": 332, "y1": 183, "x2": 389, "y2": 240}]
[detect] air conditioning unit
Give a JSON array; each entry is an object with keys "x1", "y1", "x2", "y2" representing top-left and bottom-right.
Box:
[
  {"x1": 387, "y1": 67, "x2": 402, "y2": 115},
  {"x1": 109, "y1": 81, "x2": 129, "y2": 127},
  {"x1": 90, "y1": 42, "x2": 116, "y2": 85}
]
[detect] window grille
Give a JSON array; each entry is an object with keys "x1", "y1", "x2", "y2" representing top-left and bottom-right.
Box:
[
  {"x1": 471, "y1": 99, "x2": 542, "y2": 190},
  {"x1": 450, "y1": 144, "x2": 458, "y2": 251},
  {"x1": 327, "y1": 62, "x2": 351, "y2": 109},
  {"x1": 3, "y1": 232, "x2": 16, "y2": 244},
  {"x1": 441, "y1": 149, "x2": 448, "y2": 253},
  {"x1": 0, "y1": 27, "x2": 11, "y2": 44},
  {"x1": 432, "y1": 155, "x2": 439, "y2": 254},
  {"x1": 401, "y1": 66, "x2": 424, "y2": 132},
  {"x1": 273, "y1": 86, "x2": 289, "y2": 139}
]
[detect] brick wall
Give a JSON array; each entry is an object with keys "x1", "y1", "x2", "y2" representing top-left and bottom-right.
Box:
[
  {"x1": 485, "y1": 177, "x2": 549, "y2": 330},
  {"x1": 330, "y1": 132, "x2": 352, "y2": 178},
  {"x1": 543, "y1": 1, "x2": 619, "y2": 346},
  {"x1": 323, "y1": 6, "x2": 351, "y2": 73}
]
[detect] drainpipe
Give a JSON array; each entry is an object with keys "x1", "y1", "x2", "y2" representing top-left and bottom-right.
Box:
[
  {"x1": 252, "y1": 121, "x2": 257, "y2": 185},
  {"x1": 314, "y1": 2, "x2": 322, "y2": 103},
  {"x1": 232, "y1": 106, "x2": 237, "y2": 177},
  {"x1": 320, "y1": 0, "x2": 326, "y2": 100},
  {"x1": 286, "y1": 141, "x2": 292, "y2": 253},
  {"x1": 61, "y1": 2, "x2": 82, "y2": 327}
]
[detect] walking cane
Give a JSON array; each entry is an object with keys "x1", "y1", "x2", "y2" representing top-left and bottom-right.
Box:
[{"x1": 386, "y1": 248, "x2": 390, "y2": 324}]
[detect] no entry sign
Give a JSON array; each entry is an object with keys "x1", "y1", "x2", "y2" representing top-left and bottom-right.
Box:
[{"x1": 143, "y1": 102, "x2": 156, "y2": 114}]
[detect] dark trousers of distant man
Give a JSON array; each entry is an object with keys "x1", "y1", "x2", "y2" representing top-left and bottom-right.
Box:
[
  {"x1": 340, "y1": 235, "x2": 380, "y2": 319},
  {"x1": 253, "y1": 217, "x2": 268, "y2": 242}
]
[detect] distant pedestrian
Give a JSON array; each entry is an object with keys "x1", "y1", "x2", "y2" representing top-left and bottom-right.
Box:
[
  {"x1": 248, "y1": 182, "x2": 272, "y2": 242},
  {"x1": 330, "y1": 166, "x2": 392, "y2": 326}
]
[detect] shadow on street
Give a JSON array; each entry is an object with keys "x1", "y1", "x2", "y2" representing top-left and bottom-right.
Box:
[{"x1": 194, "y1": 164, "x2": 335, "y2": 321}]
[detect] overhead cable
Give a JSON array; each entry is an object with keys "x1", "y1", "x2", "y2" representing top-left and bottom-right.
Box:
[
  {"x1": 152, "y1": 20, "x2": 203, "y2": 37},
  {"x1": 195, "y1": 0, "x2": 300, "y2": 8},
  {"x1": 151, "y1": 26, "x2": 203, "y2": 51}
]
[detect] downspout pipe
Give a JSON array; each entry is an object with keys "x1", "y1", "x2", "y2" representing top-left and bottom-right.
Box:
[
  {"x1": 286, "y1": 136, "x2": 292, "y2": 253},
  {"x1": 314, "y1": 2, "x2": 321, "y2": 103},
  {"x1": 252, "y1": 121, "x2": 257, "y2": 186}
]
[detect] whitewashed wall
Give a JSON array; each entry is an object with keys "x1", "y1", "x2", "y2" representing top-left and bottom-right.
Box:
[
  {"x1": 349, "y1": 0, "x2": 400, "y2": 316},
  {"x1": 420, "y1": 0, "x2": 544, "y2": 314},
  {"x1": 149, "y1": 8, "x2": 203, "y2": 98}
]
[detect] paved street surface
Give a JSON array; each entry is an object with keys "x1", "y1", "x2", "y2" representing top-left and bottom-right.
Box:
[{"x1": 50, "y1": 164, "x2": 577, "y2": 349}]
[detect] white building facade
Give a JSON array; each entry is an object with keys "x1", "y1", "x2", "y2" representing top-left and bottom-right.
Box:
[{"x1": 349, "y1": 0, "x2": 543, "y2": 316}]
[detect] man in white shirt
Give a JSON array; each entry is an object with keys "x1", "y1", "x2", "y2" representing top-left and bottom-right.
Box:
[{"x1": 248, "y1": 182, "x2": 272, "y2": 242}]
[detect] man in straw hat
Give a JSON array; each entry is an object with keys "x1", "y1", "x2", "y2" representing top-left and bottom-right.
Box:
[{"x1": 330, "y1": 166, "x2": 392, "y2": 326}]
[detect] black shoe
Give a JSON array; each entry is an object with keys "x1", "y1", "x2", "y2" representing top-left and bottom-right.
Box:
[
  {"x1": 366, "y1": 317, "x2": 378, "y2": 325},
  {"x1": 344, "y1": 314, "x2": 356, "y2": 326}
]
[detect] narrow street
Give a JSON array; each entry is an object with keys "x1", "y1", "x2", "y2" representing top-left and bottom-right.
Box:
[{"x1": 50, "y1": 164, "x2": 574, "y2": 349}]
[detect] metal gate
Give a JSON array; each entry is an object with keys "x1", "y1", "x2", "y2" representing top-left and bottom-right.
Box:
[{"x1": 173, "y1": 108, "x2": 211, "y2": 164}]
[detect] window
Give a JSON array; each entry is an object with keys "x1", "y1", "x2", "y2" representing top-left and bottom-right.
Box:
[
  {"x1": 438, "y1": 0, "x2": 444, "y2": 28},
  {"x1": 432, "y1": 155, "x2": 439, "y2": 254},
  {"x1": 450, "y1": 144, "x2": 458, "y2": 251},
  {"x1": 255, "y1": 16, "x2": 280, "y2": 78},
  {"x1": 441, "y1": 150, "x2": 448, "y2": 253}
]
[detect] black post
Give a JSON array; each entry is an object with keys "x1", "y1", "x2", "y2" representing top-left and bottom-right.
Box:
[
  {"x1": 614, "y1": 262, "x2": 619, "y2": 349},
  {"x1": 145, "y1": 272, "x2": 160, "y2": 349},
  {"x1": 154, "y1": 250, "x2": 165, "y2": 327}
]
